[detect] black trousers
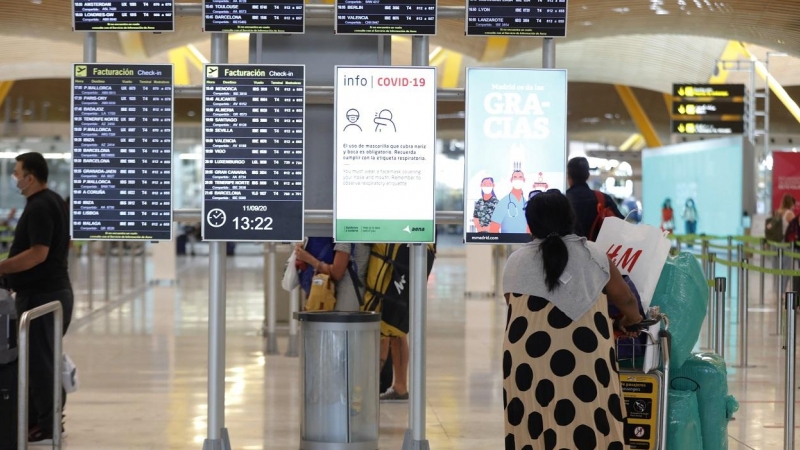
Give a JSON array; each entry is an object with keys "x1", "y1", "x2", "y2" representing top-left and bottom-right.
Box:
[{"x1": 15, "y1": 288, "x2": 73, "y2": 434}]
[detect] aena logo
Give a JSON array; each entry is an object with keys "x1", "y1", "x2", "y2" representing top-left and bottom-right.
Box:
[
  {"x1": 411, "y1": 227, "x2": 425, "y2": 232},
  {"x1": 606, "y1": 244, "x2": 642, "y2": 273}
]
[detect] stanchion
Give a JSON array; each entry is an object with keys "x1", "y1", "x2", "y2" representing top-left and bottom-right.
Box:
[
  {"x1": 87, "y1": 241, "x2": 94, "y2": 310},
  {"x1": 760, "y1": 239, "x2": 766, "y2": 306},
  {"x1": 104, "y1": 241, "x2": 110, "y2": 302},
  {"x1": 130, "y1": 241, "x2": 136, "y2": 289},
  {"x1": 777, "y1": 247, "x2": 785, "y2": 336},
  {"x1": 705, "y1": 254, "x2": 717, "y2": 350},
  {"x1": 734, "y1": 257, "x2": 754, "y2": 368},
  {"x1": 117, "y1": 241, "x2": 124, "y2": 295},
  {"x1": 784, "y1": 291, "x2": 798, "y2": 450},
  {"x1": 702, "y1": 240, "x2": 709, "y2": 267},
  {"x1": 141, "y1": 242, "x2": 147, "y2": 284},
  {"x1": 285, "y1": 287, "x2": 299, "y2": 357},
  {"x1": 265, "y1": 243, "x2": 278, "y2": 355},
  {"x1": 727, "y1": 236, "x2": 733, "y2": 301},
  {"x1": 714, "y1": 277, "x2": 726, "y2": 358}
]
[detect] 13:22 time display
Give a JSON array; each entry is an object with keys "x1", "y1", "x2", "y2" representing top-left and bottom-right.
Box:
[{"x1": 233, "y1": 216, "x2": 274, "y2": 231}]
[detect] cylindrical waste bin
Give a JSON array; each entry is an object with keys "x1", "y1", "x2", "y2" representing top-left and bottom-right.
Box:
[{"x1": 298, "y1": 311, "x2": 380, "y2": 450}]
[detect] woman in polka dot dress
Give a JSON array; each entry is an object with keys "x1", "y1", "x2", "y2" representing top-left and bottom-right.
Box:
[{"x1": 502, "y1": 190, "x2": 644, "y2": 450}]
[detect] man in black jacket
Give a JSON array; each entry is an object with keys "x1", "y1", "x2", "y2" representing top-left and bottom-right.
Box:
[
  {"x1": 0, "y1": 152, "x2": 72, "y2": 444},
  {"x1": 565, "y1": 157, "x2": 624, "y2": 241}
]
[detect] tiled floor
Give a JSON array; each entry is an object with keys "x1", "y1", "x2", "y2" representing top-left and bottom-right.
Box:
[{"x1": 53, "y1": 247, "x2": 794, "y2": 449}]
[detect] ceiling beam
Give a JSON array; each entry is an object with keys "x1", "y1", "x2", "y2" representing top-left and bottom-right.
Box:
[
  {"x1": 168, "y1": 49, "x2": 191, "y2": 86},
  {"x1": 740, "y1": 43, "x2": 800, "y2": 125},
  {"x1": 480, "y1": 37, "x2": 509, "y2": 63},
  {"x1": 440, "y1": 51, "x2": 463, "y2": 88},
  {"x1": 0, "y1": 81, "x2": 14, "y2": 110},
  {"x1": 709, "y1": 41, "x2": 746, "y2": 84},
  {"x1": 118, "y1": 32, "x2": 148, "y2": 59},
  {"x1": 614, "y1": 85, "x2": 662, "y2": 148}
]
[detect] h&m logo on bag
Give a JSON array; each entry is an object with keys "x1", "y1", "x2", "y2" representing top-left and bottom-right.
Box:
[{"x1": 606, "y1": 245, "x2": 642, "y2": 273}]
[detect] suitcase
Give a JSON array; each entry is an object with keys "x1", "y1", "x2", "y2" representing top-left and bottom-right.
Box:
[
  {"x1": 0, "y1": 288, "x2": 17, "y2": 364},
  {"x1": 0, "y1": 360, "x2": 18, "y2": 450}
]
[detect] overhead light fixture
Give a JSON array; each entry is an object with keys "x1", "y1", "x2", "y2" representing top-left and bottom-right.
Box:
[{"x1": 612, "y1": 7, "x2": 630, "y2": 13}]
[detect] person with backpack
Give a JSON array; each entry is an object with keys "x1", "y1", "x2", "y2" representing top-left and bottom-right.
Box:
[
  {"x1": 565, "y1": 157, "x2": 624, "y2": 241},
  {"x1": 294, "y1": 240, "x2": 370, "y2": 311}
]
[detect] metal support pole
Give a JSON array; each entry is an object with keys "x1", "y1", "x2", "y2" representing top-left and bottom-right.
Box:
[
  {"x1": 18, "y1": 301, "x2": 63, "y2": 450},
  {"x1": 714, "y1": 277, "x2": 727, "y2": 358},
  {"x1": 141, "y1": 242, "x2": 147, "y2": 284},
  {"x1": 705, "y1": 254, "x2": 716, "y2": 350},
  {"x1": 130, "y1": 241, "x2": 136, "y2": 289},
  {"x1": 727, "y1": 236, "x2": 733, "y2": 301},
  {"x1": 760, "y1": 239, "x2": 766, "y2": 306},
  {"x1": 778, "y1": 247, "x2": 785, "y2": 336},
  {"x1": 784, "y1": 291, "x2": 798, "y2": 450},
  {"x1": 702, "y1": 241, "x2": 709, "y2": 269},
  {"x1": 734, "y1": 257, "x2": 754, "y2": 368},
  {"x1": 403, "y1": 34, "x2": 431, "y2": 450},
  {"x1": 87, "y1": 241, "x2": 94, "y2": 310},
  {"x1": 83, "y1": 32, "x2": 97, "y2": 63},
  {"x1": 493, "y1": 246, "x2": 504, "y2": 299},
  {"x1": 266, "y1": 243, "x2": 278, "y2": 355},
  {"x1": 117, "y1": 242, "x2": 123, "y2": 295},
  {"x1": 104, "y1": 242, "x2": 110, "y2": 302},
  {"x1": 203, "y1": 32, "x2": 232, "y2": 450},
  {"x1": 285, "y1": 287, "x2": 299, "y2": 357},
  {"x1": 542, "y1": 38, "x2": 556, "y2": 69}
]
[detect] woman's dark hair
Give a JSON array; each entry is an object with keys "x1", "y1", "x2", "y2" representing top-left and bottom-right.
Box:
[
  {"x1": 663, "y1": 198, "x2": 672, "y2": 209},
  {"x1": 525, "y1": 190, "x2": 576, "y2": 292},
  {"x1": 480, "y1": 177, "x2": 496, "y2": 198}
]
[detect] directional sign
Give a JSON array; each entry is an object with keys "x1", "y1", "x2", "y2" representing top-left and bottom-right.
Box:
[
  {"x1": 71, "y1": 63, "x2": 174, "y2": 241},
  {"x1": 466, "y1": 0, "x2": 567, "y2": 37},
  {"x1": 73, "y1": 0, "x2": 175, "y2": 31},
  {"x1": 202, "y1": 64, "x2": 305, "y2": 242},
  {"x1": 673, "y1": 101, "x2": 745, "y2": 116},
  {"x1": 335, "y1": 0, "x2": 436, "y2": 35},
  {"x1": 672, "y1": 84, "x2": 745, "y2": 98},
  {"x1": 334, "y1": 66, "x2": 436, "y2": 243},
  {"x1": 203, "y1": 0, "x2": 304, "y2": 33},
  {"x1": 672, "y1": 120, "x2": 745, "y2": 135}
]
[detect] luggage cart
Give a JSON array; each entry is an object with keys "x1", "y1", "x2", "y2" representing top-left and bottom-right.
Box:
[{"x1": 616, "y1": 309, "x2": 672, "y2": 450}]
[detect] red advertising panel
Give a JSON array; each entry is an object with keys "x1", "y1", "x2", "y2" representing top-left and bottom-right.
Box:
[{"x1": 772, "y1": 152, "x2": 800, "y2": 211}]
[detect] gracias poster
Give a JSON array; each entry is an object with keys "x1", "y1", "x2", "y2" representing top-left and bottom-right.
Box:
[
  {"x1": 772, "y1": 151, "x2": 800, "y2": 213},
  {"x1": 463, "y1": 68, "x2": 567, "y2": 244}
]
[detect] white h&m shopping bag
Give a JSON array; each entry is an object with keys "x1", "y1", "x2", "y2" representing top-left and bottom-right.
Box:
[{"x1": 595, "y1": 217, "x2": 670, "y2": 309}]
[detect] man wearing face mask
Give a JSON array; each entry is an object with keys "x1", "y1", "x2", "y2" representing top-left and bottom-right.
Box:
[
  {"x1": 489, "y1": 170, "x2": 529, "y2": 233},
  {"x1": 0, "y1": 152, "x2": 72, "y2": 444}
]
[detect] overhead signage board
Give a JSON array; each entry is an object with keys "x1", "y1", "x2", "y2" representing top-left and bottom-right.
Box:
[
  {"x1": 672, "y1": 101, "x2": 745, "y2": 116},
  {"x1": 203, "y1": 0, "x2": 304, "y2": 34},
  {"x1": 334, "y1": 0, "x2": 436, "y2": 35},
  {"x1": 466, "y1": 0, "x2": 567, "y2": 37},
  {"x1": 73, "y1": 0, "x2": 175, "y2": 31},
  {"x1": 71, "y1": 63, "x2": 174, "y2": 241},
  {"x1": 334, "y1": 66, "x2": 436, "y2": 243},
  {"x1": 202, "y1": 64, "x2": 305, "y2": 242},
  {"x1": 672, "y1": 84, "x2": 746, "y2": 98},
  {"x1": 464, "y1": 68, "x2": 568, "y2": 244},
  {"x1": 672, "y1": 120, "x2": 745, "y2": 135},
  {"x1": 671, "y1": 83, "x2": 746, "y2": 136}
]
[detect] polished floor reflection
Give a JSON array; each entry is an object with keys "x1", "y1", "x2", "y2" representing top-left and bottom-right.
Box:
[{"x1": 58, "y1": 248, "x2": 788, "y2": 449}]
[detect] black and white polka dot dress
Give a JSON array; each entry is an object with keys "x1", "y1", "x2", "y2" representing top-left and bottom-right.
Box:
[{"x1": 503, "y1": 293, "x2": 628, "y2": 450}]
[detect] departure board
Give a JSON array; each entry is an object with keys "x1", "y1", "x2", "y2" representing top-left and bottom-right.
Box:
[
  {"x1": 203, "y1": 0, "x2": 304, "y2": 33},
  {"x1": 203, "y1": 64, "x2": 305, "y2": 242},
  {"x1": 466, "y1": 0, "x2": 567, "y2": 37},
  {"x1": 335, "y1": 0, "x2": 436, "y2": 35},
  {"x1": 71, "y1": 63, "x2": 174, "y2": 241},
  {"x1": 73, "y1": 0, "x2": 175, "y2": 32}
]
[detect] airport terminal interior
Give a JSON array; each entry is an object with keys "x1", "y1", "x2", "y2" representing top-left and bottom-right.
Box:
[{"x1": 2, "y1": 0, "x2": 800, "y2": 449}]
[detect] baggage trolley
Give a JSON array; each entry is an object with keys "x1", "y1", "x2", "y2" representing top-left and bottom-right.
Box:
[{"x1": 616, "y1": 309, "x2": 672, "y2": 450}]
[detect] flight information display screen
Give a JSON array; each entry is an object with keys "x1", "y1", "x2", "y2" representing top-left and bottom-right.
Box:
[
  {"x1": 73, "y1": 0, "x2": 175, "y2": 31},
  {"x1": 335, "y1": 0, "x2": 436, "y2": 35},
  {"x1": 466, "y1": 0, "x2": 567, "y2": 37},
  {"x1": 71, "y1": 63, "x2": 174, "y2": 241},
  {"x1": 203, "y1": 0, "x2": 304, "y2": 33},
  {"x1": 202, "y1": 64, "x2": 305, "y2": 242}
]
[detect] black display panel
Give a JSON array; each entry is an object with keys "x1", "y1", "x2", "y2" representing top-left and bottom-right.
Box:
[
  {"x1": 466, "y1": 0, "x2": 567, "y2": 37},
  {"x1": 203, "y1": 64, "x2": 305, "y2": 242},
  {"x1": 672, "y1": 120, "x2": 745, "y2": 135},
  {"x1": 672, "y1": 84, "x2": 746, "y2": 98},
  {"x1": 335, "y1": 0, "x2": 436, "y2": 35},
  {"x1": 73, "y1": 0, "x2": 174, "y2": 31},
  {"x1": 203, "y1": 0, "x2": 304, "y2": 33},
  {"x1": 71, "y1": 64, "x2": 173, "y2": 241},
  {"x1": 672, "y1": 101, "x2": 745, "y2": 116}
]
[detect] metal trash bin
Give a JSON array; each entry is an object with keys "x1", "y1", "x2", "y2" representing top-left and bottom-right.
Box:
[{"x1": 298, "y1": 311, "x2": 380, "y2": 450}]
